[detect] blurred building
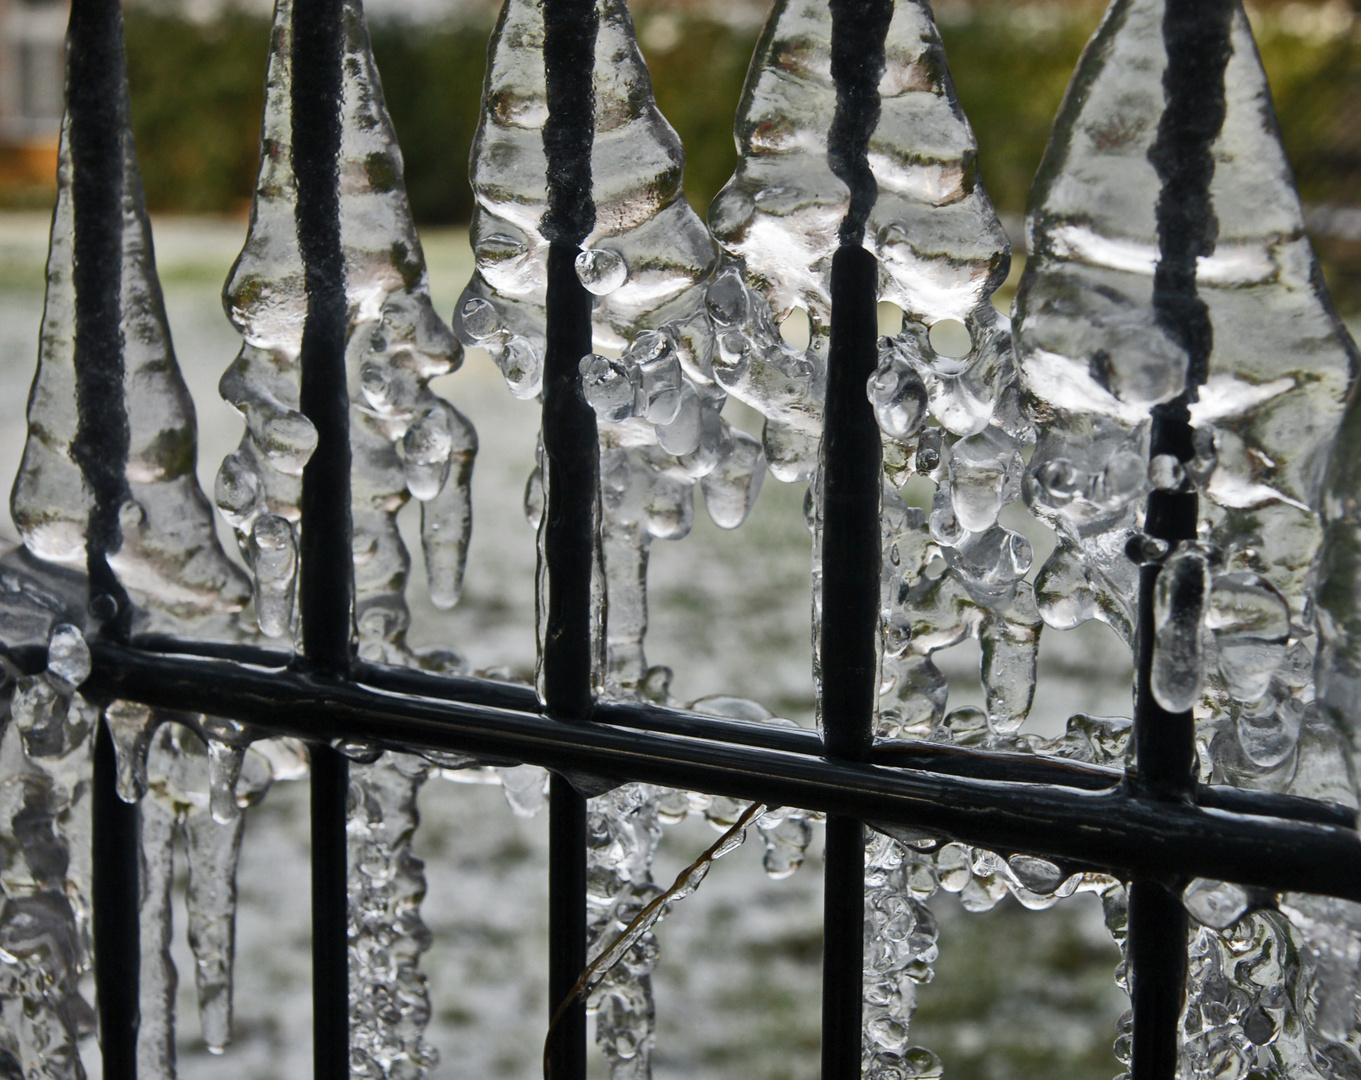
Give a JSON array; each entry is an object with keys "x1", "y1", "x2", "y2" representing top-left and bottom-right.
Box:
[{"x1": 0, "y1": 0, "x2": 64, "y2": 202}]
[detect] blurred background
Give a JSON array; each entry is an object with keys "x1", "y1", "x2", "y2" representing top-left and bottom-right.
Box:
[{"x1": 0, "y1": 1, "x2": 1357, "y2": 1079}]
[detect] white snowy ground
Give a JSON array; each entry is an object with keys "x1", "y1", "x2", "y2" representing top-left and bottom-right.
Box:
[{"x1": 0, "y1": 209, "x2": 1262, "y2": 1080}]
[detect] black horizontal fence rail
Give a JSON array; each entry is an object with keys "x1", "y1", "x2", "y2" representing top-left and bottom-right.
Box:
[{"x1": 34, "y1": 0, "x2": 1361, "y2": 1075}]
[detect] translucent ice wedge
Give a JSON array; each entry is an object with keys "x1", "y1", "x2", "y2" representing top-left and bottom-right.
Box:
[{"x1": 219, "y1": 0, "x2": 476, "y2": 648}]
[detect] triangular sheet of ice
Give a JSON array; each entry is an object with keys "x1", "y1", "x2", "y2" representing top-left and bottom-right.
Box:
[
  {"x1": 10, "y1": 113, "x2": 250, "y2": 635},
  {"x1": 1016, "y1": 0, "x2": 1356, "y2": 646},
  {"x1": 1015, "y1": 3, "x2": 1361, "y2": 1074},
  {"x1": 456, "y1": 0, "x2": 718, "y2": 392},
  {"x1": 707, "y1": 0, "x2": 1013, "y2": 482},
  {"x1": 218, "y1": 0, "x2": 475, "y2": 654}
]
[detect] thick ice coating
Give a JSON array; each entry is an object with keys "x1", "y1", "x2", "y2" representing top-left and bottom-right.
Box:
[
  {"x1": 461, "y1": 2, "x2": 783, "y2": 1072},
  {"x1": 1013, "y1": 0, "x2": 1361, "y2": 1072},
  {"x1": 12, "y1": 117, "x2": 250, "y2": 635},
  {"x1": 462, "y1": 0, "x2": 766, "y2": 700},
  {"x1": 219, "y1": 0, "x2": 476, "y2": 652},
  {"x1": 213, "y1": 0, "x2": 475, "y2": 1075}
]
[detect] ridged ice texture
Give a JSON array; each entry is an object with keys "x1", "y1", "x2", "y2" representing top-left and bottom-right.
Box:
[
  {"x1": 1014, "y1": 0, "x2": 1356, "y2": 755},
  {"x1": 0, "y1": 623, "x2": 97, "y2": 1080},
  {"x1": 12, "y1": 117, "x2": 250, "y2": 635},
  {"x1": 461, "y1": 0, "x2": 766, "y2": 701},
  {"x1": 1013, "y1": 0, "x2": 1361, "y2": 1071},
  {"x1": 3, "y1": 38, "x2": 262, "y2": 1077},
  {"x1": 218, "y1": 0, "x2": 476, "y2": 650},
  {"x1": 348, "y1": 752, "x2": 438, "y2": 1080}
]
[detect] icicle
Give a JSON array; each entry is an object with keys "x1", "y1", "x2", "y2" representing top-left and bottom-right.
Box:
[
  {"x1": 1015, "y1": 0, "x2": 1355, "y2": 743},
  {"x1": 862, "y1": 831, "x2": 942, "y2": 1080},
  {"x1": 586, "y1": 785, "x2": 663, "y2": 1080},
  {"x1": 461, "y1": 6, "x2": 781, "y2": 1071},
  {"x1": 709, "y1": 0, "x2": 1037, "y2": 760},
  {"x1": 464, "y1": 0, "x2": 764, "y2": 703},
  {"x1": 12, "y1": 105, "x2": 249, "y2": 636},
  {"x1": 138, "y1": 782, "x2": 178, "y2": 1080},
  {"x1": 0, "y1": 623, "x2": 98, "y2": 1080},
  {"x1": 348, "y1": 752, "x2": 438, "y2": 1079},
  {"x1": 135, "y1": 721, "x2": 282, "y2": 1072},
  {"x1": 1015, "y1": 0, "x2": 1361, "y2": 1071}
]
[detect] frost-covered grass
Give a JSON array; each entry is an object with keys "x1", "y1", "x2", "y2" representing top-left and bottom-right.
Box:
[{"x1": 0, "y1": 213, "x2": 1355, "y2": 1080}]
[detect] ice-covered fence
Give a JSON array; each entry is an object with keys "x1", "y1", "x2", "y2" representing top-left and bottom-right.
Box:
[{"x1": 1, "y1": 0, "x2": 1361, "y2": 1078}]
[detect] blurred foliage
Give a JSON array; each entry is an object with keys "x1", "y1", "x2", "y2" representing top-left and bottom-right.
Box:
[
  {"x1": 123, "y1": 8, "x2": 270, "y2": 215},
  {"x1": 99, "y1": 1, "x2": 1361, "y2": 311}
]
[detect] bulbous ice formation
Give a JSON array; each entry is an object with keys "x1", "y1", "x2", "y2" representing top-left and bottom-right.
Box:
[
  {"x1": 710, "y1": 0, "x2": 1036, "y2": 747},
  {"x1": 219, "y1": 0, "x2": 476, "y2": 653},
  {"x1": 463, "y1": 0, "x2": 766, "y2": 700},
  {"x1": 214, "y1": 1, "x2": 475, "y2": 1076},
  {"x1": 1014, "y1": 0, "x2": 1361, "y2": 1072},
  {"x1": 1015, "y1": 0, "x2": 1356, "y2": 747}
]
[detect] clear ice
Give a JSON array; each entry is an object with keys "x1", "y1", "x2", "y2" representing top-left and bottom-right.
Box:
[
  {"x1": 461, "y1": 2, "x2": 815, "y2": 1073},
  {"x1": 1015, "y1": 0, "x2": 1361, "y2": 1072},
  {"x1": 218, "y1": 0, "x2": 482, "y2": 1073},
  {"x1": 219, "y1": 0, "x2": 475, "y2": 651},
  {"x1": 0, "y1": 10, "x2": 265, "y2": 1074}
]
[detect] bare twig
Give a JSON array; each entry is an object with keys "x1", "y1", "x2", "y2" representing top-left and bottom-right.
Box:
[{"x1": 543, "y1": 800, "x2": 767, "y2": 1080}]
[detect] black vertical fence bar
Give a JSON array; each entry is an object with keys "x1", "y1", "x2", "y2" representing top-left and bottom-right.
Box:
[
  {"x1": 821, "y1": 2, "x2": 892, "y2": 1077},
  {"x1": 291, "y1": 0, "x2": 352, "y2": 1072},
  {"x1": 540, "y1": 2, "x2": 599, "y2": 1078},
  {"x1": 93, "y1": 727, "x2": 140, "y2": 1080},
  {"x1": 1128, "y1": 1, "x2": 1233, "y2": 1077},
  {"x1": 66, "y1": 0, "x2": 140, "y2": 1071}
]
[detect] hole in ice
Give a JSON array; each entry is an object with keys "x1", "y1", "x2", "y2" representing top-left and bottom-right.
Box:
[
  {"x1": 928, "y1": 318, "x2": 972, "y2": 359},
  {"x1": 877, "y1": 301, "x2": 904, "y2": 337},
  {"x1": 779, "y1": 307, "x2": 810, "y2": 350}
]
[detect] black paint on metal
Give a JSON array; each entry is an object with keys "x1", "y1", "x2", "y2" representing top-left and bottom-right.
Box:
[
  {"x1": 84, "y1": 640, "x2": 1361, "y2": 903},
  {"x1": 93, "y1": 717, "x2": 140, "y2": 1080},
  {"x1": 540, "y1": 3, "x2": 600, "y2": 1078},
  {"x1": 65, "y1": 0, "x2": 141, "y2": 1074},
  {"x1": 548, "y1": 774, "x2": 588, "y2": 1080},
  {"x1": 82, "y1": 636, "x2": 1361, "y2": 832},
  {"x1": 820, "y1": 243, "x2": 884, "y2": 1080},
  {"x1": 309, "y1": 742, "x2": 351, "y2": 1080},
  {"x1": 292, "y1": 0, "x2": 353, "y2": 678},
  {"x1": 822, "y1": 0, "x2": 891, "y2": 1067},
  {"x1": 289, "y1": 0, "x2": 353, "y2": 1072},
  {"x1": 1130, "y1": 1, "x2": 1235, "y2": 1077},
  {"x1": 1128, "y1": 880, "x2": 1190, "y2": 1080},
  {"x1": 65, "y1": 0, "x2": 132, "y2": 641}
]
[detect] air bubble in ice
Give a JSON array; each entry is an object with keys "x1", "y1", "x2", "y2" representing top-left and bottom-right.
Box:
[
  {"x1": 1183, "y1": 879, "x2": 1251, "y2": 930},
  {"x1": 576, "y1": 248, "x2": 628, "y2": 295}
]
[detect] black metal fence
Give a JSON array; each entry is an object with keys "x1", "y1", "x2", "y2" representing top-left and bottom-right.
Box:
[{"x1": 20, "y1": 0, "x2": 1361, "y2": 1078}]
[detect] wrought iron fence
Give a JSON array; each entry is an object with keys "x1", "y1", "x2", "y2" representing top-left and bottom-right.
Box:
[{"x1": 2, "y1": 0, "x2": 1360, "y2": 1079}]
